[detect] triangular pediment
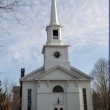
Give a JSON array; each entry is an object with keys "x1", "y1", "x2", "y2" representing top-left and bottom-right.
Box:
[
  {"x1": 20, "y1": 65, "x2": 92, "y2": 81},
  {"x1": 34, "y1": 66, "x2": 80, "y2": 80}
]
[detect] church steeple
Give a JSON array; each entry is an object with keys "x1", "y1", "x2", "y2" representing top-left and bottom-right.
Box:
[
  {"x1": 46, "y1": 0, "x2": 63, "y2": 45},
  {"x1": 50, "y1": 0, "x2": 59, "y2": 25},
  {"x1": 43, "y1": 0, "x2": 70, "y2": 71}
]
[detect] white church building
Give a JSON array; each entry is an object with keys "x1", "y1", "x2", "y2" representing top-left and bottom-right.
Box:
[{"x1": 20, "y1": 0, "x2": 93, "y2": 110}]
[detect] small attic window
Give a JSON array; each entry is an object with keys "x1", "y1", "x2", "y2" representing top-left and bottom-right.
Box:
[{"x1": 53, "y1": 30, "x2": 58, "y2": 39}]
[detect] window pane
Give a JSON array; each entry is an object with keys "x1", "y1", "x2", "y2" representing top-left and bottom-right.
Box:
[
  {"x1": 53, "y1": 86, "x2": 64, "y2": 92},
  {"x1": 54, "y1": 108, "x2": 58, "y2": 110},
  {"x1": 27, "y1": 89, "x2": 31, "y2": 110},
  {"x1": 83, "y1": 88, "x2": 87, "y2": 110},
  {"x1": 60, "y1": 108, "x2": 63, "y2": 110},
  {"x1": 53, "y1": 30, "x2": 58, "y2": 36}
]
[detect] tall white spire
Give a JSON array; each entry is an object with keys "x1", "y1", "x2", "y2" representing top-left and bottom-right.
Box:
[
  {"x1": 50, "y1": 0, "x2": 59, "y2": 25},
  {"x1": 45, "y1": 0, "x2": 63, "y2": 45}
]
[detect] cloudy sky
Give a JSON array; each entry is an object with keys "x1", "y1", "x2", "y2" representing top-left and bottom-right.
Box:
[{"x1": 0, "y1": 0, "x2": 108, "y2": 84}]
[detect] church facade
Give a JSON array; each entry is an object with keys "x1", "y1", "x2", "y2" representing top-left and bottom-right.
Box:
[{"x1": 20, "y1": 0, "x2": 93, "y2": 110}]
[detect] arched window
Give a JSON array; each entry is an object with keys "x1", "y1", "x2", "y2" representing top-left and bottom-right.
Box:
[
  {"x1": 54, "y1": 108, "x2": 58, "y2": 110},
  {"x1": 60, "y1": 108, "x2": 63, "y2": 110},
  {"x1": 53, "y1": 85, "x2": 64, "y2": 93}
]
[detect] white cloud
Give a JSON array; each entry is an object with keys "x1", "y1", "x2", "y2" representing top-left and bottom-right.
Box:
[{"x1": 0, "y1": 0, "x2": 108, "y2": 81}]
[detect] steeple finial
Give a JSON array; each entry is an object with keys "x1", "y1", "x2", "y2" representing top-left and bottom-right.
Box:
[{"x1": 50, "y1": 0, "x2": 59, "y2": 25}]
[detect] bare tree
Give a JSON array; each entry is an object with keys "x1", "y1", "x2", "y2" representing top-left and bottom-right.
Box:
[
  {"x1": 0, "y1": 79, "x2": 17, "y2": 110},
  {"x1": 0, "y1": 0, "x2": 23, "y2": 47},
  {"x1": 0, "y1": 0, "x2": 20, "y2": 10},
  {"x1": 91, "y1": 58, "x2": 109, "y2": 110},
  {"x1": 0, "y1": 0, "x2": 23, "y2": 25}
]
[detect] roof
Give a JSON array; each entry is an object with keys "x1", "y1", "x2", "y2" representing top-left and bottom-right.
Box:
[{"x1": 20, "y1": 65, "x2": 93, "y2": 82}]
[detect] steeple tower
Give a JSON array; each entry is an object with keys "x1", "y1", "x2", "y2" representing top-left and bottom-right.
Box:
[
  {"x1": 43, "y1": 0, "x2": 70, "y2": 71},
  {"x1": 46, "y1": 0, "x2": 63, "y2": 45}
]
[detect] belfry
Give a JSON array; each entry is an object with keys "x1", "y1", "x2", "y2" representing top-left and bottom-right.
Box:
[{"x1": 20, "y1": 0, "x2": 93, "y2": 110}]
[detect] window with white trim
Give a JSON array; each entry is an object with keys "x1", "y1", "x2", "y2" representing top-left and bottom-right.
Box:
[
  {"x1": 53, "y1": 85, "x2": 64, "y2": 93},
  {"x1": 82, "y1": 88, "x2": 87, "y2": 110},
  {"x1": 27, "y1": 89, "x2": 31, "y2": 110},
  {"x1": 53, "y1": 30, "x2": 58, "y2": 39}
]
